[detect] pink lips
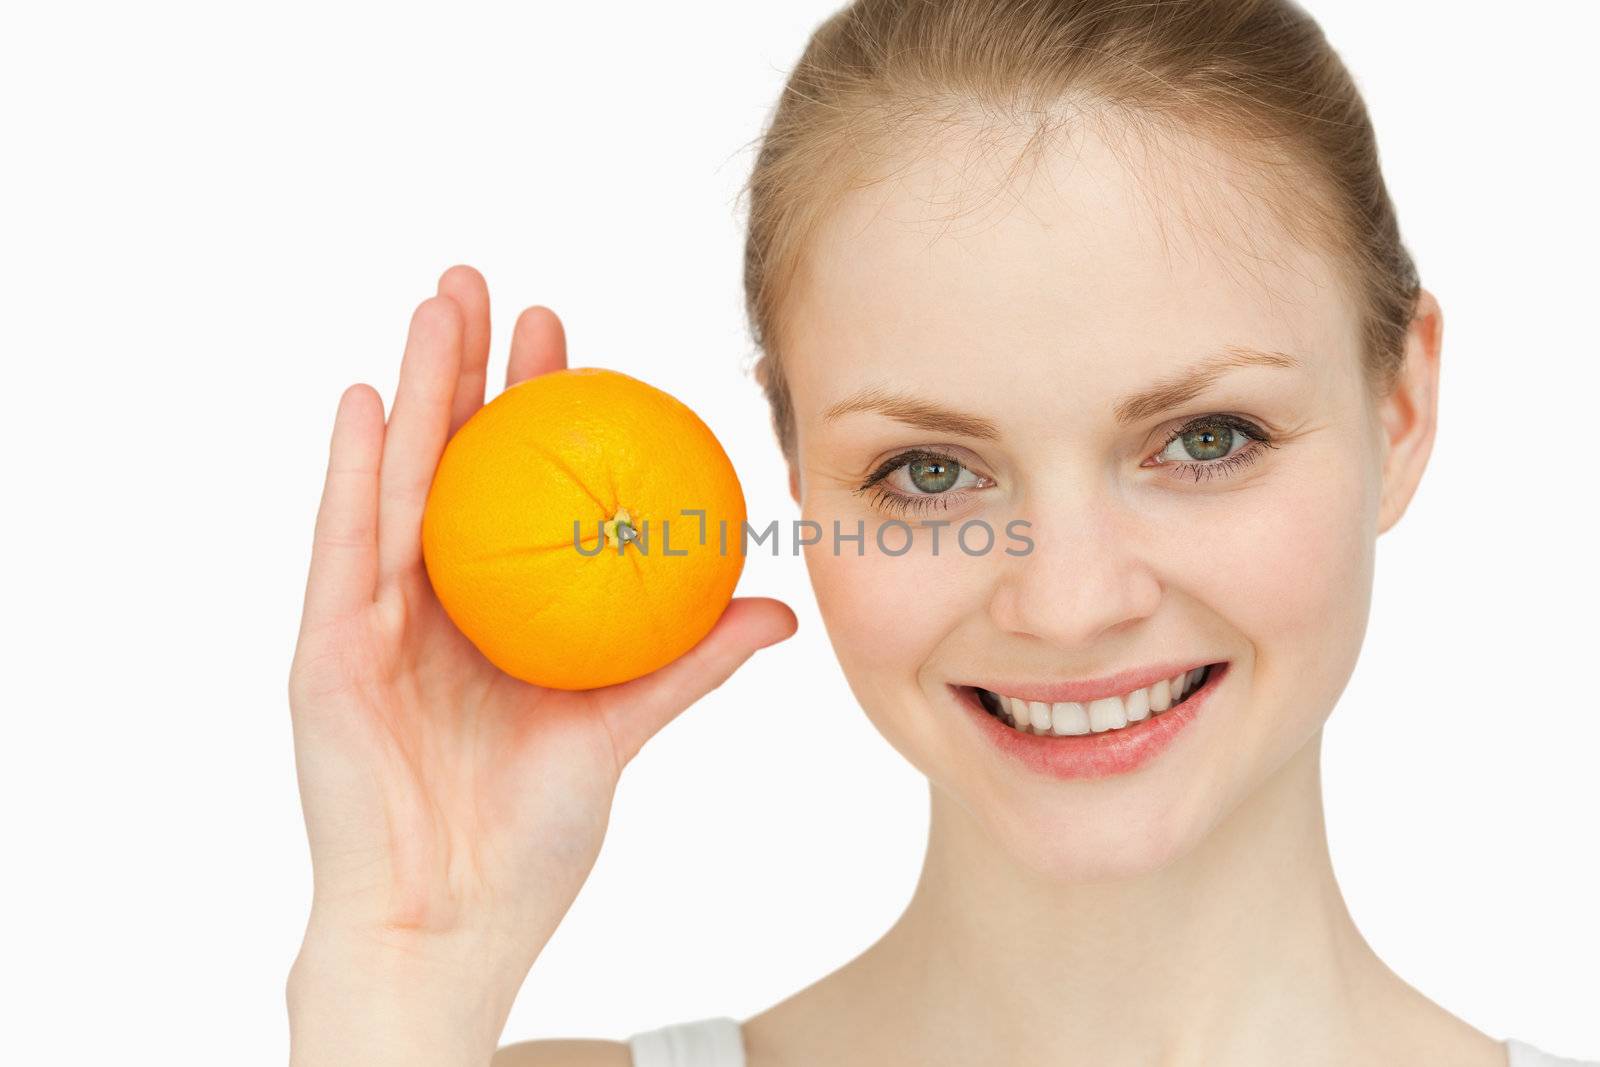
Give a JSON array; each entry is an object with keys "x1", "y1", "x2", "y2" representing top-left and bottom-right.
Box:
[{"x1": 951, "y1": 661, "x2": 1226, "y2": 780}]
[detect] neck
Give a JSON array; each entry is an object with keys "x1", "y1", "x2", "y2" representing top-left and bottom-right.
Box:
[{"x1": 856, "y1": 731, "x2": 1407, "y2": 1065}]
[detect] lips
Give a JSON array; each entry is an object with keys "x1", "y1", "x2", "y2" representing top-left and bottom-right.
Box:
[
  {"x1": 974, "y1": 663, "x2": 1213, "y2": 736},
  {"x1": 951, "y1": 661, "x2": 1227, "y2": 780},
  {"x1": 960, "y1": 659, "x2": 1217, "y2": 707}
]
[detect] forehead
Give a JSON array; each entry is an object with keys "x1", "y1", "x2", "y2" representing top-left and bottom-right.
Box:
[{"x1": 784, "y1": 114, "x2": 1357, "y2": 404}]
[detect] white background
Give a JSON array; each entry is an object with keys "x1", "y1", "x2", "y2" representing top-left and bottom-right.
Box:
[{"x1": 3, "y1": 2, "x2": 1596, "y2": 1062}]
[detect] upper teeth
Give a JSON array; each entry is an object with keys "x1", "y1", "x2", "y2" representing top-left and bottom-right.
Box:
[{"x1": 985, "y1": 666, "x2": 1210, "y2": 736}]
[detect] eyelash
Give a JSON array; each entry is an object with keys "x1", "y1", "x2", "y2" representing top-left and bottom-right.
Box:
[
  {"x1": 1147, "y1": 413, "x2": 1278, "y2": 484},
  {"x1": 852, "y1": 414, "x2": 1278, "y2": 516},
  {"x1": 853, "y1": 449, "x2": 987, "y2": 517}
]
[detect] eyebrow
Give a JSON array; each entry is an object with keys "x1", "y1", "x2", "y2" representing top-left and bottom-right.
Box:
[{"x1": 820, "y1": 345, "x2": 1299, "y2": 437}]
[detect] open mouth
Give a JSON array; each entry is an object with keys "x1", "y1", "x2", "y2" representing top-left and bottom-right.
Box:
[{"x1": 964, "y1": 662, "x2": 1224, "y2": 737}]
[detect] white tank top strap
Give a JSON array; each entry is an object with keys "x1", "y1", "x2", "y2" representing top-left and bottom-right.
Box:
[
  {"x1": 626, "y1": 1016, "x2": 745, "y2": 1067},
  {"x1": 1505, "y1": 1037, "x2": 1600, "y2": 1067}
]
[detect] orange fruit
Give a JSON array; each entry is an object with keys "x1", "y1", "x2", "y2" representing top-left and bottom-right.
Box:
[{"x1": 421, "y1": 367, "x2": 747, "y2": 690}]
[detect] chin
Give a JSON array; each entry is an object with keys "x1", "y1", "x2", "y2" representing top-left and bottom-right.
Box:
[
  {"x1": 927, "y1": 681, "x2": 1330, "y2": 886},
  {"x1": 968, "y1": 776, "x2": 1215, "y2": 884}
]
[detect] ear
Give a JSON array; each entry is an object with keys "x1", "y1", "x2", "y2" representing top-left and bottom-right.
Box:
[
  {"x1": 787, "y1": 462, "x2": 801, "y2": 506},
  {"x1": 1375, "y1": 287, "x2": 1444, "y2": 535}
]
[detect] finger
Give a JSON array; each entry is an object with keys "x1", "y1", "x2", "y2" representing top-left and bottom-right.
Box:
[
  {"x1": 300, "y1": 383, "x2": 385, "y2": 628},
  {"x1": 437, "y1": 264, "x2": 491, "y2": 434},
  {"x1": 505, "y1": 305, "x2": 568, "y2": 389},
  {"x1": 377, "y1": 295, "x2": 464, "y2": 583},
  {"x1": 595, "y1": 597, "x2": 798, "y2": 767}
]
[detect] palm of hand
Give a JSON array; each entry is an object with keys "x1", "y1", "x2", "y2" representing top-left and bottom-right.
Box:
[{"x1": 292, "y1": 566, "x2": 618, "y2": 947}]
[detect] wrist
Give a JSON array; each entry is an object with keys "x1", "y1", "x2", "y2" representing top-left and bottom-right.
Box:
[{"x1": 287, "y1": 921, "x2": 528, "y2": 1067}]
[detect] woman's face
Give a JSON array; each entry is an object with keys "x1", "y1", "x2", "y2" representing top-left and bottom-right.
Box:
[{"x1": 781, "y1": 119, "x2": 1412, "y2": 881}]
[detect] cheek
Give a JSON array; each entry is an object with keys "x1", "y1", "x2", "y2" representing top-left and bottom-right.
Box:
[
  {"x1": 800, "y1": 516, "x2": 990, "y2": 748},
  {"x1": 804, "y1": 535, "x2": 946, "y2": 684},
  {"x1": 1223, "y1": 475, "x2": 1367, "y2": 638}
]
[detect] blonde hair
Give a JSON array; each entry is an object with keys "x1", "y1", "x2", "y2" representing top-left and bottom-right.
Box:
[{"x1": 738, "y1": 0, "x2": 1421, "y2": 469}]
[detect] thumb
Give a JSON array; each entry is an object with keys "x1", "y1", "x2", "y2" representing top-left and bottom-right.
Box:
[{"x1": 596, "y1": 596, "x2": 797, "y2": 767}]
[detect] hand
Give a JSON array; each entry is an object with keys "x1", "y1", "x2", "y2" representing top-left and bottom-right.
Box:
[{"x1": 285, "y1": 265, "x2": 796, "y2": 1062}]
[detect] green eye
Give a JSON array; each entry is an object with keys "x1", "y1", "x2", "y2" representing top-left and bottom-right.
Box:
[
  {"x1": 908, "y1": 457, "x2": 961, "y2": 493},
  {"x1": 1149, "y1": 413, "x2": 1278, "y2": 484},
  {"x1": 854, "y1": 449, "x2": 993, "y2": 517},
  {"x1": 1172, "y1": 423, "x2": 1236, "y2": 462}
]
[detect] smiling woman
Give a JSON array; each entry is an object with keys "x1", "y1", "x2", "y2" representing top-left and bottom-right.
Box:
[
  {"x1": 723, "y1": 58, "x2": 1457, "y2": 1067},
  {"x1": 277, "y1": 2, "x2": 1593, "y2": 1066},
  {"x1": 634, "y1": 0, "x2": 1587, "y2": 1064}
]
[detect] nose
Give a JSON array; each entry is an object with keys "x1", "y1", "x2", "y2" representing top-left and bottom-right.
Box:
[{"x1": 988, "y1": 493, "x2": 1163, "y2": 648}]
